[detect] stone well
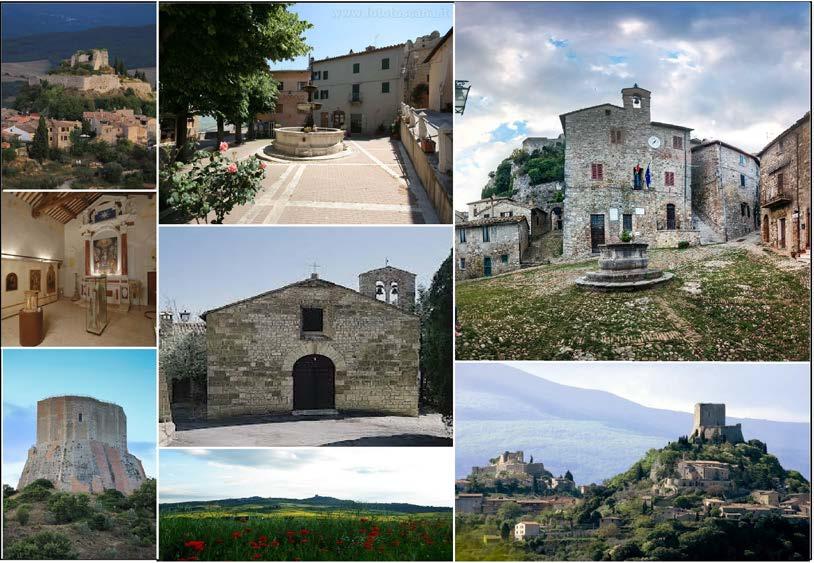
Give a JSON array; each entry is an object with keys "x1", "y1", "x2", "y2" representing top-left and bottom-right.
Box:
[
  {"x1": 575, "y1": 242, "x2": 674, "y2": 291},
  {"x1": 274, "y1": 127, "x2": 346, "y2": 157}
]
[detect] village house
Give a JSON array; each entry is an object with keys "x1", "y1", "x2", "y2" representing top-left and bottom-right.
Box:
[
  {"x1": 455, "y1": 215, "x2": 529, "y2": 279},
  {"x1": 402, "y1": 31, "x2": 444, "y2": 108},
  {"x1": 514, "y1": 521, "x2": 540, "y2": 541},
  {"x1": 560, "y1": 84, "x2": 699, "y2": 256},
  {"x1": 47, "y1": 119, "x2": 82, "y2": 150},
  {"x1": 752, "y1": 490, "x2": 780, "y2": 506},
  {"x1": 691, "y1": 139, "x2": 761, "y2": 242},
  {"x1": 83, "y1": 109, "x2": 156, "y2": 146},
  {"x1": 467, "y1": 196, "x2": 548, "y2": 237},
  {"x1": 424, "y1": 28, "x2": 453, "y2": 114},
  {"x1": 197, "y1": 267, "x2": 420, "y2": 420},
  {"x1": 757, "y1": 112, "x2": 811, "y2": 259},
  {"x1": 255, "y1": 69, "x2": 310, "y2": 133}
]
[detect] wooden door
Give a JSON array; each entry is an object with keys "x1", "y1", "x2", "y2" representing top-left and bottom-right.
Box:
[
  {"x1": 666, "y1": 204, "x2": 676, "y2": 230},
  {"x1": 147, "y1": 271, "x2": 156, "y2": 307},
  {"x1": 293, "y1": 355, "x2": 335, "y2": 410},
  {"x1": 779, "y1": 218, "x2": 786, "y2": 248},
  {"x1": 483, "y1": 257, "x2": 492, "y2": 277},
  {"x1": 590, "y1": 214, "x2": 605, "y2": 253},
  {"x1": 350, "y1": 114, "x2": 363, "y2": 134}
]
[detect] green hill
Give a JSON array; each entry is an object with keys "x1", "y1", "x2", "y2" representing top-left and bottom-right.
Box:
[
  {"x1": 161, "y1": 495, "x2": 452, "y2": 515},
  {"x1": 481, "y1": 143, "x2": 564, "y2": 199}
]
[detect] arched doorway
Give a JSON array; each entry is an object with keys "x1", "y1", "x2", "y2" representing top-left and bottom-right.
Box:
[{"x1": 292, "y1": 355, "x2": 335, "y2": 411}]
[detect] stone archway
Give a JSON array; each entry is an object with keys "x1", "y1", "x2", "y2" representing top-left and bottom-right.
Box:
[{"x1": 292, "y1": 355, "x2": 335, "y2": 411}]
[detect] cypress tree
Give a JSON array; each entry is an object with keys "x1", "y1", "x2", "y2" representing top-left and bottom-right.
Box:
[{"x1": 30, "y1": 115, "x2": 50, "y2": 162}]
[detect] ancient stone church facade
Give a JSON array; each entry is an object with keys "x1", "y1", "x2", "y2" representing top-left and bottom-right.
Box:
[
  {"x1": 561, "y1": 85, "x2": 700, "y2": 257},
  {"x1": 201, "y1": 269, "x2": 420, "y2": 419}
]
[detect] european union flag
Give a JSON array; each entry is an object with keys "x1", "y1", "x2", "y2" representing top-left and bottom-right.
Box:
[{"x1": 645, "y1": 163, "x2": 651, "y2": 188}]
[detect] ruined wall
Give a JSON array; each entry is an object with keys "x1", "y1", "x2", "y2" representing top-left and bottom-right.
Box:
[
  {"x1": 456, "y1": 220, "x2": 528, "y2": 280},
  {"x1": 358, "y1": 266, "x2": 416, "y2": 312},
  {"x1": 562, "y1": 89, "x2": 694, "y2": 257},
  {"x1": 205, "y1": 279, "x2": 420, "y2": 418},
  {"x1": 29, "y1": 74, "x2": 151, "y2": 96},
  {"x1": 18, "y1": 396, "x2": 145, "y2": 494}
]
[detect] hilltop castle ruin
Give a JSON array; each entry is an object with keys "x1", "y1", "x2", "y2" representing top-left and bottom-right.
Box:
[
  {"x1": 691, "y1": 403, "x2": 744, "y2": 444},
  {"x1": 18, "y1": 396, "x2": 146, "y2": 495}
]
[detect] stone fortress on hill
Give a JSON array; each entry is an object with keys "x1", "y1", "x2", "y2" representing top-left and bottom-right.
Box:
[
  {"x1": 691, "y1": 403, "x2": 744, "y2": 444},
  {"x1": 28, "y1": 48, "x2": 152, "y2": 97},
  {"x1": 18, "y1": 396, "x2": 146, "y2": 495}
]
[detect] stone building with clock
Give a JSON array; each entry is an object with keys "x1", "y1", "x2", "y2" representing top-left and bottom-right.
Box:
[
  {"x1": 560, "y1": 85, "x2": 700, "y2": 257},
  {"x1": 163, "y1": 266, "x2": 421, "y2": 422}
]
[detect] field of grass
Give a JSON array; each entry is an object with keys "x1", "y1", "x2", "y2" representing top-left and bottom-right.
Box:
[
  {"x1": 456, "y1": 245, "x2": 810, "y2": 361},
  {"x1": 159, "y1": 510, "x2": 452, "y2": 561}
]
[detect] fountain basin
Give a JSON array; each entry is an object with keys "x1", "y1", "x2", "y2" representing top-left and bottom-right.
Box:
[
  {"x1": 575, "y1": 242, "x2": 674, "y2": 291},
  {"x1": 274, "y1": 127, "x2": 346, "y2": 157}
]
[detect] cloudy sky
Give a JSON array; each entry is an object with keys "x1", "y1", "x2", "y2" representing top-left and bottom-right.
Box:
[
  {"x1": 159, "y1": 448, "x2": 453, "y2": 506},
  {"x1": 508, "y1": 362, "x2": 810, "y2": 423},
  {"x1": 2, "y1": 349, "x2": 156, "y2": 487},
  {"x1": 455, "y1": 2, "x2": 811, "y2": 209}
]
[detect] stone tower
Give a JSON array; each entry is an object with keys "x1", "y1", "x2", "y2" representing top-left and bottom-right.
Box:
[
  {"x1": 18, "y1": 396, "x2": 146, "y2": 494},
  {"x1": 621, "y1": 84, "x2": 651, "y2": 122},
  {"x1": 358, "y1": 265, "x2": 417, "y2": 312},
  {"x1": 690, "y1": 402, "x2": 744, "y2": 444}
]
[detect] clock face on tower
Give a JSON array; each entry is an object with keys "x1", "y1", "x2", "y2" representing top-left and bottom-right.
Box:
[{"x1": 648, "y1": 136, "x2": 661, "y2": 149}]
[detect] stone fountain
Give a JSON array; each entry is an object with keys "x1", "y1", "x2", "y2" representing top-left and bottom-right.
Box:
[
  {"x1": 264, "y1": 82, "x2": 348, "y2": 159},
  {"x1": 575, "y1": 242, "x2": 674, "y2": 291}
]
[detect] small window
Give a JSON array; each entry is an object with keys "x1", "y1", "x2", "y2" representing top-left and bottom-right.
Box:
[
  {"x1": 382, "y1": 58, "x2": 390, "y2": 70},
  {"x1": 312, "y1": 71, "x2": 321, "y2": 81},
  {"x1": 302, "y1": 307, "x2": 324, "y2": 332},
  {"x1": 381, "y1": 82, "x2": 390, "y2": 94},
  {"x1": 500, "y1": 211, "x2": 513, "y2": 217},
  {"x1": 591, "y1": 163, "x2": 603, "y2": 180},
  {"x1": 623, "y1": 213, "x2": 633, "y2": 232},
  {"x1": 501, "y1": 254, "x2": 509, "y2": 264},
  {"x1": 459, "y1": 229, "x2": 466, "y2": 243},
  {"x1": 78, "y1": 413, "x2": 83, "y2": 422},
  {"x1": 482, "y1": 226, "x2": 491, "y2": 242},
  {"x1": 741, "y1": 203, "x2": 746, "y2": 217},
  {"x1": 672, "y1": 136, "x2": 683, "y2": 149},
  {"x1": 777, "y1": 138, "x2": 784, "y2": 154},
  {"x1": 739, "y1": 154, "x2": 746, "y2": 166},
  {"x1": 320, "y1": 90, "x2": 328, "y2": 99},
  {"x1": 740, "y1": 174, "x2": 746, "y2": 187},
  {"x1": 605, "y1": 109, "x2": 611, "y2": 116},
  {"x1": 459, "y1": 257, "x2": 466, "y2": 270},
  {"x1": 353, "y1": 62, "x2": 360, "y2": 74},
  {"x1": 610, "y1": 129, "x2": 622, "y2": 144},
  {"x1": 483, "y1": 213, "x2": 490, "y2": 218},
  {"x1": 313, "y1": 91, "x2": 319, "y2": 100},
  {"x1": 777, "y1": 172, "x2": 785, "y2": 191},
  {"x1": 664, "y1": 171, "x2": 675, "y2": 186},
  {"x1": 322, "y1": 70, "x2": 328, "y2": 80}
]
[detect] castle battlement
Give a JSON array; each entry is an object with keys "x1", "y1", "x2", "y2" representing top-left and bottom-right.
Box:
[{"x1": 691, "y1": 403, "x2": 744, "y2": 444}]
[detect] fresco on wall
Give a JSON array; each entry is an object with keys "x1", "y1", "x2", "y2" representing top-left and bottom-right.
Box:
[
  {"x1": 29, "y1": 269, "x2": 41, "y2": 291},
  {"x1": 47, "y1": 265, "x2": 56, "y2": 294},
  {"x1": 93, "y1": 237, "x2": 118, "y2": 275},
  {"x1": 6, "y1": 272, "x2": 18, "y2": 291}
]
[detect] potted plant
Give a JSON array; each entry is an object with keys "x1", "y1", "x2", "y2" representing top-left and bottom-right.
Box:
[
  {"x1": 620, "y1": 230, "x2": 633, "y2": 243},
  {"x1": 389, "y1": 120, "x2": 400, "y2": 140}
]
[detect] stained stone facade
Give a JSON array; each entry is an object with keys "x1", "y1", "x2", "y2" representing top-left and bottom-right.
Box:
[
  {"x1": 467, "y1": 197, "x2": 547, "y2": 237},
  {"x1": 691, "y1": 140, "x2": 760, "y2": 241},
  {"x1": 201, "y1": 274, "x2": 420, "y2": 419},
  {"x1": 19, "y1": 396, "x2": 146, "y2": 494},
  {"x1": 455, "y1": 216, "x2": 529, "y2": 279},
  {"x1": 758, "y1": 112, "x2": 811, "y2": 257},
  {"x1": 561, "y1": 85, "x2": 699, "y2": 257}
]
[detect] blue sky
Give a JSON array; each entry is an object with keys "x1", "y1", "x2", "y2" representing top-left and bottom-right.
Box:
[
  {"x1": 160, "y1": 448, "x2": 453, "y2": 506},
  {"x1": 159, "y1": 226, "x2": 451, "y2": 319},
  {"x1": 509, "y1": 362, "x2": 811, "y2": 423},
  {"x1": 269, "y1": 2, "x2": 452, "y2": 70},
  {"x1": 2, "y1": 349, "x2": 156, "y2": 487},
  {"x1": 1, "y1": 2, "x2": 155, "y2": 38},
  {"x1": 455, "y1": 2, "x2": 811, "y2": 209}
]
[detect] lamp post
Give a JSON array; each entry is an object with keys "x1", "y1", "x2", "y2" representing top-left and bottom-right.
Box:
[{"x1": 455, "y1": 80, "x2": 471, "y2": 115}]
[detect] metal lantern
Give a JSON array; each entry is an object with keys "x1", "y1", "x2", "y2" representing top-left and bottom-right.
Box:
[{"x1": 455, "y1": 80, "x2": 471, "y2": 115}]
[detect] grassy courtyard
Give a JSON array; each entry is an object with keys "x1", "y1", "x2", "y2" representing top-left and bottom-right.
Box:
[{"x1": 456, "y1": 243, "x2": 810, "y2": 361}]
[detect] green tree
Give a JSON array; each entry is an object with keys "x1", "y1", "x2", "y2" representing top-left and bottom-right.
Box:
[
  {"x1": 30, "y1": 115, "x2": 50, "y2": 162},
  {"x1": 416, "y1": 251, "x2": 453, "y2": 426},
  {"x1": 101, "y1": 162, "x2": 124, "y2": 183},
  {"x1": 159, "y1": 3, "x2": 312, "y2": 149},
  {"x1": 564, "y1": 469, "x2": 574, "y2": 481},
  {"x1": 496, "y1": 501, "x2": 524, "y2": 521},
  {"x1": 499, "y1": 521, "x2": 512, "y2": 540}
]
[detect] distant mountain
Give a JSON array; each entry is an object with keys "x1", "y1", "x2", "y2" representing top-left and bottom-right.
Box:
[
  {"x1": 456, "y1": 364, "x2": 810, "y2": 483},
  {"x1": 2, "y1": 25, "x2": 156, "y2": 69},
  {"x1": 160, "y1": 495, "x2": 452, "y2": 514},
  {"x1": 1, "y1": 3, "x2": 155, "y2": 38}
]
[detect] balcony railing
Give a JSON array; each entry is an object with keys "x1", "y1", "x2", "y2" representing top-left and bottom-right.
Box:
[{"x1": 761, "y1": 188, "x2": 793, "y2": 208}]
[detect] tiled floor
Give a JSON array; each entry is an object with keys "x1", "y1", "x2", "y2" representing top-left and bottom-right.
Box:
[
  {"x1": 1, "y1": 299, "x2": 156, "y2": 347},
  {"x1": 220, "y1": 137, "x2": 439, "y2": 224}
]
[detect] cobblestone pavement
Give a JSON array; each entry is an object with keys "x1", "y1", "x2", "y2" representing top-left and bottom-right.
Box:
[{"x1": 218, "y1": 137, "x2": 439, "y2": 224}]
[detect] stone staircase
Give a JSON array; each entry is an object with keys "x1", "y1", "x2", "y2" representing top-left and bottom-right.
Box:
[
  {"x1": 694, "y1": 214, "x2": 725, "y2": 245},
  {"x1": 521, "y1": 230, "x2": 562, "y2": 267}
]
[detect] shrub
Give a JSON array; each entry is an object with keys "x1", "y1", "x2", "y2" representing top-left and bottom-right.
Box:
[
  {"x1": 4, "y1": 531, "x2": 78, "y2": 560},
  {"x1": 97, "y1": 488, "x2": 131, "y2": 511},
  {"x1": 129, "y1": 479, "x2": 156, "y2": 513},
  {"x1": 620, "y1": 230, "x2": 633, "y2": 243},
  {"x1": 17, "y1": 483, "x2": 54, "y2": 502},
  {"x1": 47, "y1": 492, "x2": 91, "y2": 523},
  {"x1": 26, "y1": 478, "x2": 54, "y2": 489},
  {"x1": 88, "y1": 511, "x2": 113, "y2": 531},
  {"x1": 678, "y1": 241, "x2": 690, "y2": 249},
  {"x1": 17, "y1": 504, "x2": 31, "y2": 525},
  {"x1": 101, "y1": 161, "x2": 123, "y2": 183},
  {"x1": 3, "y1": 484, "x2": 17, "y2": 497}
]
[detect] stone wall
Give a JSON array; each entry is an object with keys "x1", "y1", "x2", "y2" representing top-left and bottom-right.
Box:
[
  {"x1": 205, "y1": 278, "x2": 420, "y2": 418},
  {"x1": 30, "y1": 74, "x2": 152, "y2": 96},
  {"x1": 692, "y1": 142, "x2": 759, "y2": 241},
  {"x1": 653, "y1": 229, "x2": 700, "y2": 248},
  {"x1": 455, "y1": 219, "x2": 528, "y2": 279},
  {"x1": 758, "y1": 113, "x2": 811, "y2": 256},
  {"x1": 562, "y1": 88, "x2": 694, "y2": 257},
  {"x1": 399, "y1": 119, "x2": 453, "y2": 222},
  {"x1": 358, "y1": 266, "x2": 416, "y2": 312},
  {"x1": 467, "y1": 199, "x2": 546, "y2": 237},
  {"x1": 18, "y1": 396, "x2": 146, "y2": 494}
]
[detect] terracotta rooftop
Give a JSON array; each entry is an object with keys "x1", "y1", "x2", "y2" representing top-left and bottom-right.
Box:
[
  {"x1": 456, "y1": 215, "x2": 529, "y2": 228},
  {"x1": 691, "y1": 139, "x2": 761, "y2": 164}
]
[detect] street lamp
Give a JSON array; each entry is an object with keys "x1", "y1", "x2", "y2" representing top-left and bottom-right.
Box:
[{"x1": 455, "y1": 80, "x2": 471, "y2": 115}]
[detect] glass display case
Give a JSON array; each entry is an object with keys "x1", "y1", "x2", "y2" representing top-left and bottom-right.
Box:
[{"x1": 86, "y1": 275, "x2": 108, "y2": 335}]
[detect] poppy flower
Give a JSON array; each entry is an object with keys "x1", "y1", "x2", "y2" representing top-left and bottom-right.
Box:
[
  {"x1": 232, "y1": 531, "x2": 242, "y2": 539},
  {"x1": 251, "y1": 555, "x2": 262, "y2": 560},
  {"x1": 184, "y1": 541, "x2": 205, "y2": 552},
  {"x1": 270, "y1": 540, "x2": 280, "y2": 548}
]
